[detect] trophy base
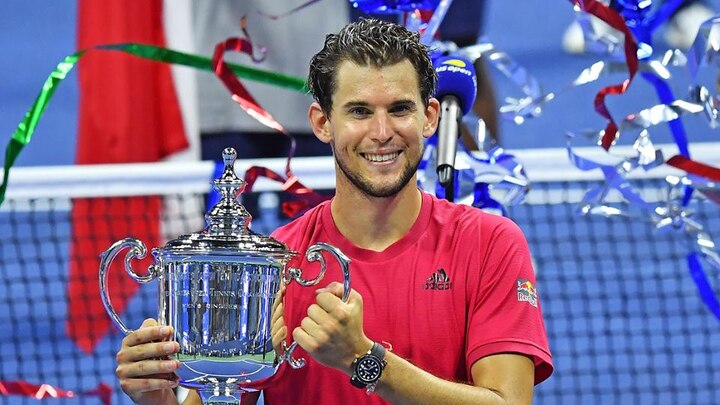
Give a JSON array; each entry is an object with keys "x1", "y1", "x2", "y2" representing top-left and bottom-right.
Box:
[
  {"x1": 198, "y1": 388, "x2": 242, "y2": 404},
  {"x1": 175, "y1": 352, "x2": 276, "y2": 391}
]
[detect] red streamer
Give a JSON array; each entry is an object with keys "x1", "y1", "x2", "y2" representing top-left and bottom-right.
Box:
[
  {"x1": 0, "y1": 381, "x2": 112, "y2": 405},
  {"x1": 572, "y1": 0, "x2": 640, "y2": 150},
  {"x1": 667, "y1": 155, "x2": 720, "y2": 182},
  {"x1": 211, "y1": 33, "x2": 329, "y2": 217}
]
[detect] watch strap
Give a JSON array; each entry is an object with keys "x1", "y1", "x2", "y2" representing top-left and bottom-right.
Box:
[
  {"x1": 369, "y1": 341, "x2": 385, "y2": 360},
  {"x1": 350, "y1": 342, "x2": 387, "y2": 393}
]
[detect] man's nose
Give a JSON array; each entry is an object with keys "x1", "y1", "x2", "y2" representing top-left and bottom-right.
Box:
[{"x1": 369, "y1": 111, "x2": 392, "y2": 142}]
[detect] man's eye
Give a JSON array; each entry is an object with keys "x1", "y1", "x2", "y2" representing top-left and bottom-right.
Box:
[
  {"x1": 349, "y1": 107, "x2": 370, "y2": 116},
  {"x1": 390, "y1": 105, "x2": 413, "y2": 115}
]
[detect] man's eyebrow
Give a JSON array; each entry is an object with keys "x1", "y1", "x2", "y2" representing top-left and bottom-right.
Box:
[
  {"x1": 391, "y1": 99, "x2": 417, "y2": 107},
  {"x1": 341, "y1": 101, "x2": 369, "y2": 109},
  {"x1": 341, "y1": 99, "x2": 418, "y2": 109}
]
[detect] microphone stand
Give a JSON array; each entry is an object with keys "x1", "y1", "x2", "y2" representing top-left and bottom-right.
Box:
[{"x1": 437, "y1": 95, "x2": 461, "y2": 202}]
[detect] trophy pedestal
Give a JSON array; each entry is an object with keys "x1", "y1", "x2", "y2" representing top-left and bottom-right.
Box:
[{"x1": 198, "y1": 386, "x2": 244, "y2": 404}]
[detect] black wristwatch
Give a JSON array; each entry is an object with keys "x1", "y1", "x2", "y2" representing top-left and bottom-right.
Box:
[{"x1": 350, "y1": 342, "x2": 387, "y2": 394}]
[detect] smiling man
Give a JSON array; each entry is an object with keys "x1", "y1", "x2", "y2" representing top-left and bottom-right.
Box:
[
  {"x1": 317, "y1": 59, "x2": 429, "y2": 200},
  {"x1": 115, "y1": 19, "x2": 552, "y2": 405}
]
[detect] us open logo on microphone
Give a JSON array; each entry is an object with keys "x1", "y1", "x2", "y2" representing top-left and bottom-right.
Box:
[{"x1": 435, "y1": 59, "x2": 474, "y2": 78}]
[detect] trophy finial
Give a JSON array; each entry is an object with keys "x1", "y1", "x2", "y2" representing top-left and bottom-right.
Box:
[
  {"x1": 216, "y1": 148, "x2": 244, "y2": 189},
  {"x1": 207, "y1": 147, "x2": 251, "y2": 236},
  {"x1": 223, "y1": 147, "x2": 237, "y2": 167}
]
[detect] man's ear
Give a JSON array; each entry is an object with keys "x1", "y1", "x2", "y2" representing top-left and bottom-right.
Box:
[
  {"x1": 422, "y1": 97, "x2": 440, "y2": 139},
  {"x1": 308, "y1": 102, "x2": 332, "y2": 144}
]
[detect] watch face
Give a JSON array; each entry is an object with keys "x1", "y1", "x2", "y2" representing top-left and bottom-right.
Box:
[{"x1": 356, "y1": 357, "x2": 382, "y2": 383}]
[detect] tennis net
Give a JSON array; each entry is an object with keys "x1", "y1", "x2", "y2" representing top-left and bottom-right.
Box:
[{"x1": 1, "y1": 145, "x2": 719, "y2": 404}]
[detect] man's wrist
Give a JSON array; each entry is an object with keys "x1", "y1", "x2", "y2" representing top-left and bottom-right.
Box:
[
  {"x1": 347, "y1": 337, "x2": 374, "y2": 374},
  {"x1": 350, "y1": 342, "x2": 388, "y2": 394}
]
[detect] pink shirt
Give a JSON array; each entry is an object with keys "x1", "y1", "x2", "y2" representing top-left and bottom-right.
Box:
[{"x1": 265, "y1": 191, "x2": 552, "y2": 404}]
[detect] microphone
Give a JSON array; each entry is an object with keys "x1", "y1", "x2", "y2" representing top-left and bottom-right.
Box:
[{"x1": 433, "y1": 56, "x2": 477, "y2": 201}]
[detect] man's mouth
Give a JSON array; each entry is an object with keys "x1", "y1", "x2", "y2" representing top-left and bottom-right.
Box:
[{"x1": 361, "y1": 151, "x2": 401, "y2": 162}]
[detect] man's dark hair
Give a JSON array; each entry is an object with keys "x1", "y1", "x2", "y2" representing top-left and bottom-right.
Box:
[{"x1": 307, "y1": 18, "x2": 437, "y2": 114}]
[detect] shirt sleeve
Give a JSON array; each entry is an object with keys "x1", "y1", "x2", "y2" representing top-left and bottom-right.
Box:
[{"x1": 465, "y1": 214, "x2": 553, "y2": 385}]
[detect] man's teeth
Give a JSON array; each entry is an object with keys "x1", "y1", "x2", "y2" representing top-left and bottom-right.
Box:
[{"x1": 364, "y1": 152, "x2": 400, "y2": 162}]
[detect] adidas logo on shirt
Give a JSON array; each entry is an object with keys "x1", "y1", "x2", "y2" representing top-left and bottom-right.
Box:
[{"x1": 423, "y1": 268, "x2": 452, "y2": 290}]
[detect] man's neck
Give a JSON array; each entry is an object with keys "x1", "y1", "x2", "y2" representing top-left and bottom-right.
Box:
[{"x1": 330, "y1": 181, "x2": 423, "y2": 252}]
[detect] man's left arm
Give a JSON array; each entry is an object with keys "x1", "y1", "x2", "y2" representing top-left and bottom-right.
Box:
[
  {"x1": 292, "y1": 282, "x2": 537, "y2": 405},
  {"x1": 373, "y1": 350, "x2": 534, "y2": 405}
]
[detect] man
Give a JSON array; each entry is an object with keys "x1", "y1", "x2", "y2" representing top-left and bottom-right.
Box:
[{"x1": 115, "y1": 19, "x2": 552, "y2": 404}]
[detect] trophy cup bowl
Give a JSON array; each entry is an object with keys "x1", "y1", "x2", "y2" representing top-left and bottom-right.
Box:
[{"x1": 98, "y1": 148, "x2": 351, "y2": 404}]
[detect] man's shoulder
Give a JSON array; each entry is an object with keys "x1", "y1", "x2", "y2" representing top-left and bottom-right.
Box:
[{"x1": 428, "y1": 193, "x2": 517, "y2": 232}]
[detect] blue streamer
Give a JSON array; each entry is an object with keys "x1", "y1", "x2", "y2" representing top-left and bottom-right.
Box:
[
  {"x1": 350, "y1": 0, "x2": 438, "y2": 13},
  {"x1": 640, "y1": 72, "x2": 691, "y2": 156},
  {"x1": 568, "y1": 134, "x2": 720, "y2": 321},
  {"x1": 643, "y1": 0, "x2": 684, "y2": 33},
  {"x1": 687, "y1": 252, "x2": 720, "y2": 321},
  {"x1": 639, "y1": 72, "x2": 695, "y2": 206},
  {"x1": 613, "y1": 0, "x2": 695, "y2": 207},
  {"x1": 472, "y1": 183, "x2": 506, "y2": 216},
  {"x1": 418, "y1": 136, "x2": 527, "y2": 214},
  {"x1": 614, "y1": 0, "x2": 683, "y2": 52},
  {"x1": 566, "y1": 139, "x2": 656, "y2": 212}
]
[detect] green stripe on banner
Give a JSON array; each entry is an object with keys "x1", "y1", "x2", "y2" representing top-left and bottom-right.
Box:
[{"x1": 0, "y1": 43, "x2": 308, "y2": 206}]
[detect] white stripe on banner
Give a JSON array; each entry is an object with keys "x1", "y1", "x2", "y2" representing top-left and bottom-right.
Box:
[{"x1": 162, "y1": 0, "x2": 204, "y2": 239}]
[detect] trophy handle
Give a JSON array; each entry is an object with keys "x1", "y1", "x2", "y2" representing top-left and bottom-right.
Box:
[
  {"x1": 279, "y1": 242, "x2": 352, "y2": 369},
  {"x1": 98, "y1": 237, "x2": 159, "y2": 335}
]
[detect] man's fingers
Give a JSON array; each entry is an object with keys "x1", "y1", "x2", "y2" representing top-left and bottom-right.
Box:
[
  {"x1": 123, "y1": 324, "x2": 173, "y2": 348},
  {"x1": 271, "y1": 302, "x2": 284, "y2": 326},
  {"x1": 292, "y1": 327, "x2": 315, "y2": 353},
  {"x1": 306, "y1": 303, "x2": 332, "y2": 325},
  {"x1": 315, "y1": 290, "x2": 343, "y2": 313},
  {"x1": 270, "y1": 285, "x2": 287, "y2": 349},
  {"x1": 118, "y1": 341, "x2": 179, "y2": 364},
  {"x1": 272, "y1": 284, "x2": 286, "y2": 310},
  {"x1": 119, "y1": 376, "x2": 177, "y2": 394},
  {"x1": 117, "y1": 359, "x2": 180, "y2": 379},
  {"x1": 316, "y1": 284, "x2": 362, "y2": 313},
  {"x1": 272, "y1": 325, "x2": 287, "y2": 348},
  {"x1": 300, "y1": 316, "x2": 324, "y2": 337},
  {"x1": 272, "y1": 309, "x2": 285, "y2": 331},
  {"x1": 316, "y1": 281, "x2": 345, "y2": 298},
  {"x1": 271, "y1": 310, "x2": 287, "y2": 347}
]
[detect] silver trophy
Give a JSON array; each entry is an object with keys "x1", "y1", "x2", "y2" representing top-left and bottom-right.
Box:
[{"x1": 99, "y1": 148, "x2": 351, "y2": 404}]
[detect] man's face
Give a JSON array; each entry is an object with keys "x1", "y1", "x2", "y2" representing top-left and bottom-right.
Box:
[{"x1": 313, "y1": 59, "x2": 439, "y2": 198}]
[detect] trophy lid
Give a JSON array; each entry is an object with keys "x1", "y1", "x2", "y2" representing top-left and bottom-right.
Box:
[{"x1": 161, "y1": 147, "x2": 294, "y2": 258}]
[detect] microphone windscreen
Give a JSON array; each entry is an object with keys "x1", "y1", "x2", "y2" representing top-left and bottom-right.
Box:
[{"x1": 433, "y1": 56, "x2": 477, "y2": 115}]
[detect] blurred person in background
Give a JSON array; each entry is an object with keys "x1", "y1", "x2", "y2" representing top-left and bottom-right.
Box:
[
  {"x1": 193, "y1": 0, "x2": 350, "y2": 225},
  {"x1": 562, "y1": 0, "x2": 716, "y2": 54}
]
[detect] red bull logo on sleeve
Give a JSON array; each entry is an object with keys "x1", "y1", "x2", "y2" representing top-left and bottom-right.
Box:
[{"x1": 516, "y1": 279, "x2": 538, "y2": 307}]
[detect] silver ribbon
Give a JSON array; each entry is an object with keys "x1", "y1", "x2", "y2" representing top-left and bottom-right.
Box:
[
  {"x1": 687, "y1": 15, "x2": 720, "y2": 78},
  {"x1": 567, "y1": 131, "x2": 720, "y2": 269},
  {"x1": 417, "y1": 139, "x2": 529, "y2": 210}
]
